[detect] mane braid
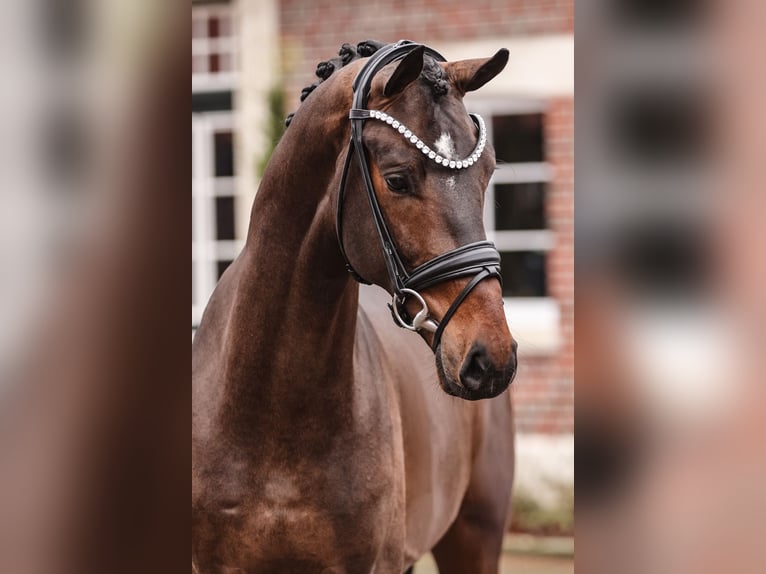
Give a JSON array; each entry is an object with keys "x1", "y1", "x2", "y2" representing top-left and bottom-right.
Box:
[
  {"x1": 284, "y1": 40, "x2": 449, "y2": 127},
  {"x1": 285, "y1": 39, "x2": 387, "y2": 127},
  {"x1": 285, "y1": 40, "x2": 456, "y2": 127},
  {"x1": 421, "y1": 57, "x2": 449, "y2": 98}
]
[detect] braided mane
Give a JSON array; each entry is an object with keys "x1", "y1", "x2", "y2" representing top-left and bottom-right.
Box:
[{"x1": 285, "y1": 40, "x2": 449, "y2": 127}]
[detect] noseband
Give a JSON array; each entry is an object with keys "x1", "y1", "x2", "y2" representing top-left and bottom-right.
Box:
[{"x1": 336, "y1": 40, "x2": 502, "y2": 352}]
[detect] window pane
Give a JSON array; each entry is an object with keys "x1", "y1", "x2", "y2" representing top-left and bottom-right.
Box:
[
  {"x1": 499, "y1": 251, "x2": 547, "y2": 297},
  {"x1": 610, "y1": 0, "x2": 709, "y2": 29},
  {"x1": 217, "y1": 260, "x2": 233, "y2": 279},
  {"x1": 192, "y1": 17, "x2": 206, "y2": 39},
  {"x1": 215, "y1": 196, "x2": 236, "y2": 240},
  {"x1": 208, "y1": 16, "x2": 220, "y2": 38},
  {"x1": 614, "y1": 221, "x2": 709, "y2": 298},
  {"x1": 492, "y1": 114, "x2": 544, "y2": 163},
  {"x1": 193, "y1": 54, "x2": 207, "y2": 75},
  {"x1": 192, "y1": 91, "x2": 233, "y2": 114},
  {"x1": 218, "y1": 14, "x2": 232, "y2": 37},
  {"x1": 608, "y1": 88, "x2": 708, "y2": 165},
  {"x1": 214, "y1": 131, "x2": 234, "y2": 176},
  {"x1": 218, "y1": 53, "x2": 233, "y2": 72},
  {"x1": 494, "y1": 182, "x2": 546, "y2": 230},
  {"x1": 209, "y1": 53, "x2": 220, "y2": 73}
]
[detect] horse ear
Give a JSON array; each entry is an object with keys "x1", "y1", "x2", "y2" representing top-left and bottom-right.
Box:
[
  {"x1": 450, "y1": 48, "x2": 509, "y2": 94},
  {"x1": 383, "y1": 46, "x2": 425, "y2": 97}
]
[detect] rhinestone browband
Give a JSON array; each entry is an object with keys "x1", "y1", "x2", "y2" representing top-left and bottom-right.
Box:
[{"x1": 352, "y1": 109, "x2": 487, "y2": 170}]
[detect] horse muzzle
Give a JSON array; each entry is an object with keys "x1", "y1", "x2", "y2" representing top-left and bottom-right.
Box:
[{"x1": 437, "y1": 337, "x2": 517, "y2": 400}]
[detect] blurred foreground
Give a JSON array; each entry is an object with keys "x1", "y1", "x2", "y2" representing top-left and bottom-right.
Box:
[
  {"x1": 576, "y1": 0, "x2": 766, "y2": 573},
  {"x1": 0, "y1": 1, "x2": 187, "y2": 573}
]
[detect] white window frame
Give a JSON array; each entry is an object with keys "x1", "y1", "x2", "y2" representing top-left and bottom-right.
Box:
[
  {"x1": 466, "y1": 96, "x2": 561, "y2": 354},
  {"x1": 192, "y1": 3, "x2": 239, "y2": 92},
  {"x1": 192, "y1": 112, "x2": 244, "y2": 327}
]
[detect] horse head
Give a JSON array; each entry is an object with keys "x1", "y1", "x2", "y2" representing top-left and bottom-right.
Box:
[{"x1": 332, "y1": 42, "x2": 517, "y2": 400}]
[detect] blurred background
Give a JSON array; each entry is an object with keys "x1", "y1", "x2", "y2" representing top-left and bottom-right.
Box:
[
  {"x1": 576, "y1": 0, "x2": 766, "y2": 573},
  {"x1": 192, "y1": 1, "x2": 575, "y2": 570}
]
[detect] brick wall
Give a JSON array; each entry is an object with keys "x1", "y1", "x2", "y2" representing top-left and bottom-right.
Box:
[
  {"x1": 279, "y1": 0, "x2": 574, "y2": 111},
  {"x1": 276, "y1": 0, "x2": 574, "y2": 435},
  {"x1": 511, "y1": 97, "x2": 574, "y2": 434}
]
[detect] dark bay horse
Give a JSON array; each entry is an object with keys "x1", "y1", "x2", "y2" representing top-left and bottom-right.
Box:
[{"x1": 192, "y1": 40, "x2": 517, "y2": 573}]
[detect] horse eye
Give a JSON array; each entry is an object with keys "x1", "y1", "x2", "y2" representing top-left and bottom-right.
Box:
[{"x1": 384, "y1": 174, "x2": 409, "y2": 194}]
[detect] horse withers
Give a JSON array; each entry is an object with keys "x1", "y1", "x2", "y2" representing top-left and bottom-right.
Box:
[{"x1": 192, "y1": 40, "x2": 517, "y2": 573}]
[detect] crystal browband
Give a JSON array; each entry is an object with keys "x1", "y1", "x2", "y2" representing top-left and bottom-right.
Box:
[{"x1": 349, "y1": 109, "x2": 487, "y2": 170}]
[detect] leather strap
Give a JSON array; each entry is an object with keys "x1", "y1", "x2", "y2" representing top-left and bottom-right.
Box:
[
  {"x1": 404, "y1": 241, "x2": 500, "y2": 292},
  {"x1": 431, "y1": 267, "x2": 499, "y2": 352},
  {"x1": 338, "y1": 40, "x2": 447, "y2": 291},
  {"x1": 336, "y1": 139, "x2": 371, "y2": 284}
]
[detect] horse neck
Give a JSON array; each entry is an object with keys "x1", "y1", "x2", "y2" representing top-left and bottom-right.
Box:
[{"x1": 218, "y1": 79, "x2": 361, "y2": 419}]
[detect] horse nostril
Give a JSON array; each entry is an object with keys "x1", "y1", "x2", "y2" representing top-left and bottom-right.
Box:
[{"x1": 460, "y1": 343, "x2": 492, "y2": 391}]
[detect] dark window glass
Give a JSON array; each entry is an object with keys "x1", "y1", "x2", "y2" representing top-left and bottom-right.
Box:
[
  {"x1": 215, "y1": 196, "x2": 235, "y2": 240},
  {"x1": 46, "y1": 105, "x2": 86, "y2": 185},
  {"x1": 611, "y1": 0, "x2": 708, "y2": 29},
  {"x1": 499, "y1": 251, "x2": 547, "y2": 297},
  {"x1": 44, "y1": 0, "x2": 85, "y2": 59},
  {"x1": 613, "y1": 221, "x2": 709, "y2": 298},
  {"x1": 494, "y1": 182, "x2": 546, "y2": 230},
  {"x1": 492, "y1": 114, "x2": 544, "y2": 163},
  {"x1": 192, "y1": 91, "x2": 233, "y2": 113},
  {"x1": 214, "y1": 131, "x2": 234, "y2": 176},
  {"x1": 217, "y1": 259, "x2": 233, "y2": 279},
  {"x1": 608, "y1": 89, "x2": 709, "y2": 165},
  {"x1": 209, "y1": 53, "x2": 220, "y2": 73},
  {"x1": 208, "y1": 16, "x2": 220, "y2": 38}
]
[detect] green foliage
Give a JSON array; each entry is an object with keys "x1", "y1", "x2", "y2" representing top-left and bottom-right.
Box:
[
  {"x1": 510, "y1": 484, "x2": 574, "y2": 536},
  {"x1": 256, "y1": 86, "x2": 286, "y2": 178}
]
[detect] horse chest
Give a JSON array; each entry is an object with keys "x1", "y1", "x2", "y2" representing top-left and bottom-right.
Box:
[
  {"x1": 194, "y1": 430, "x2": 403, "y2": 568},
  {"x1": 206, "y1": 468, "x2": 398, "y2": 571}
]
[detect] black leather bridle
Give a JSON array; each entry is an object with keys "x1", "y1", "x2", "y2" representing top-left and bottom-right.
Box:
[{"x1": 336, "y1": 40, "x2": 502, "y2": 352}]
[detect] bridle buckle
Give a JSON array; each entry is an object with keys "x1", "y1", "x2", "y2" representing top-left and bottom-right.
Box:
[{"x1": 391, "y1": 289, "x2": 438, "y2": 333}]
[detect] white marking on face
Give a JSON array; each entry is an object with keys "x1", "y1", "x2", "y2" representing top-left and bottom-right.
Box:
[
  {"x1": 445, "y1": 175, "x2": 457, "y2": 190},
  {"x1": 434, "y1": 132, "x2": 457, "y2": 160}
]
